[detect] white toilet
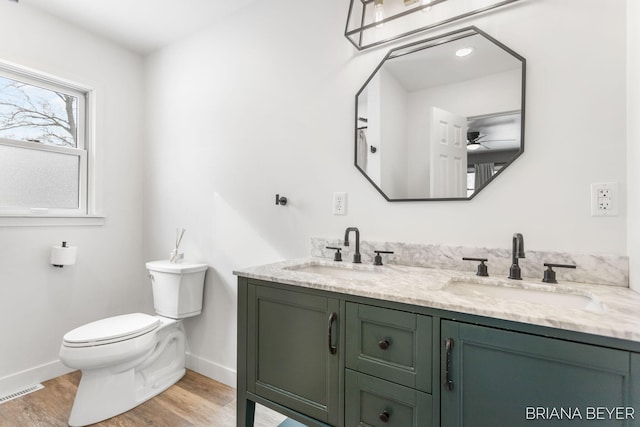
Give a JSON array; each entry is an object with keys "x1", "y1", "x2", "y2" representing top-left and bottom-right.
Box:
[{"x1": 59, "y1": 260, "x2": 207, "y2": 426}]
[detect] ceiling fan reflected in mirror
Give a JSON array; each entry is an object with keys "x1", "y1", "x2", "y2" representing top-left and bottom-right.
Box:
[
  {"x1": 466, "y1": 131, "x2": 488, "y2": 151},
  {"x1": 466, "y1": 131, "x2": 518, "y2": 151}
]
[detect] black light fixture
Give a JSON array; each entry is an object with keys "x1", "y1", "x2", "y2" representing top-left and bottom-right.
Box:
[
  {"x1": 345, "y1": 0, "x2": 523, "y2": 50},
  {"x1": 467, "y1": 142, "x2": 482, "y2": 151}
]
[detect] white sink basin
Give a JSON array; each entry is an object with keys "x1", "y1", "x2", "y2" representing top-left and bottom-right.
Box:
[
  {"x1": 285, "y1": 263, "x2": 381, "y2": 280},
  {"x1": 444, "y1": 278, "x2": 605, "y2": 312}
]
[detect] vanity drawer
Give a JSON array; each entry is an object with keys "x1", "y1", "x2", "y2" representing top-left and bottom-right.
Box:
[
  {"x1": 346, "y1": 303, "x2": 432, "y2": 392},
  {"x1": 345, "y1": 369, "x2": 432, "y2": 427}
]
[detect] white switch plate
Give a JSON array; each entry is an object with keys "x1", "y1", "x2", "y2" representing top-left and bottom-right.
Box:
[
  {"x1": 333, "y1": 192, "x2": 347, "y2": 215},
  {"x1": 591, "y1": 182, "x2": 618, "y2": 216}
]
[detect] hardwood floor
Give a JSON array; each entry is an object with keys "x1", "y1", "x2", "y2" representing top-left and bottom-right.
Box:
[{"x1": 0, "y1": 370, "x2": 287, "y2": 427}]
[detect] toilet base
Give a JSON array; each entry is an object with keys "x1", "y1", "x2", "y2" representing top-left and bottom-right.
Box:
[{"x1": 67, "y1": 320, "x2": 186, "y2": 426}]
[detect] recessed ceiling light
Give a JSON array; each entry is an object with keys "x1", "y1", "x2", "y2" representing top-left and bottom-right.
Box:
[{"x1": 456, "y1": 47, "x2": 474, "y2": 57}]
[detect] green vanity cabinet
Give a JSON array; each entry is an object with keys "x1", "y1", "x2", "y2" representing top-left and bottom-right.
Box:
[
  {"x1": 238, "y1": 276, "x2": 640, "y2": 427},
  {"x1": 241, "y1": 280, "x2": 341, "y2": 426},
  {"x1": 440, "y1": 320, "x2": 638, "y2": 427}
]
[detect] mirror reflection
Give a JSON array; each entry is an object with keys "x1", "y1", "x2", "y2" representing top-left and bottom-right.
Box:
[{"x1": 355, "y1": 27, "x2": 525, "y2": 201}]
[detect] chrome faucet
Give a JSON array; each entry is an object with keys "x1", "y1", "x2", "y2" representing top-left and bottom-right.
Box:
[
  {"x1": 343, "y1": 227, "x2": 362, "y2": 263},
  {"x1": 508, "y1": 233, "x2": 525, "y2": 279}
]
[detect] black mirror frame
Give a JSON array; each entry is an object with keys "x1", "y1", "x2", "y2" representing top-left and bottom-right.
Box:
[{"x1": 354, "y1": 26, "x2": 526, "y2": 202}]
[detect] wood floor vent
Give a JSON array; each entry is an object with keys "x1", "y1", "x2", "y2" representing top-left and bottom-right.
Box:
[{"x1": 0, "y1": 384, "x2": 44, "y2": 404}]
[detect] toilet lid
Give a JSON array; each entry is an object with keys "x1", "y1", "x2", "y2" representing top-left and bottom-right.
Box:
[
  {"x1": 146, "y1": 260, "x2": 208, "y2": 274},
  {"x1": 63, "y1": 313, "x2": 160, "y2": 347}
]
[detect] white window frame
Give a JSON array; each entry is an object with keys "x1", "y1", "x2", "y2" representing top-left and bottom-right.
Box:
[{"x1": 0, "y1": 60, "x2": 102, "y2": 225}]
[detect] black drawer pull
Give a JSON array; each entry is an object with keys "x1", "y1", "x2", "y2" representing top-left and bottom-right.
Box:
[
  {"x1": 379, "y1": 410, "x2": 391, "y2": 423},
  {"x1": 378, "y1": 339, "x2": 390, "y2": 350},
  {"x1": 328, "y1": 312, "x2": 338, "y2": 355},
  {"x1": 444, "y1": 337, "x2": 454, "y2": 391}
]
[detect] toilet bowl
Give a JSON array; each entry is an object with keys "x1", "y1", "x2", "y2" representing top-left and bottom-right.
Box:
[{"x1": 59, "y1": 261, "x2": 207, "y2": 426}]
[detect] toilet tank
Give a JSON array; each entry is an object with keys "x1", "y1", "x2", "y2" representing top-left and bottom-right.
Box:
[{"x1": 146, "y1": 260, "x2": 208, "y2": 319}]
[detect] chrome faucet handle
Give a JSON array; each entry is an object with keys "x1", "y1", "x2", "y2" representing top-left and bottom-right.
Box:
[
  {"x1": 542, "y1": 263, "x2": 576, "y2": 284},
  {"x1": 462, "y1": 257, "x2": 489, "y2": 277}
]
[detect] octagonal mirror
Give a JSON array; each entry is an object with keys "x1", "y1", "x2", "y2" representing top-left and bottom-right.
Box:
[{"x1": 355, "y1": 27, "x2": 526, "y2": 201}]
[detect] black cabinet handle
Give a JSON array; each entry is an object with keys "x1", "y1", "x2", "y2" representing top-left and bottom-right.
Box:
[
  {"x1": 378, "y1": 339, "x2": 390, "y2": 350},
  {"x1": 328, "y1": 312, "x2": 338, "y2": 355},
  {"x1": 379, "y1": 410, "x2": 390, "y2": 423},
  {"x1": 444, "y1": 337, "x2": 454, "y2": 391}
]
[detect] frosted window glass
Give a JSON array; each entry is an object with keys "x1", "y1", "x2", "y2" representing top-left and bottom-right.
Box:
[{"x1": 0, "y1": 144, "x2": 79, "y2": 209}]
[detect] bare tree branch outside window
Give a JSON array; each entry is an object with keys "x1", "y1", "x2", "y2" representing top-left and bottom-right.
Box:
[{"x1": 0, "y1": 76, "x2": 78, "y2": 148}]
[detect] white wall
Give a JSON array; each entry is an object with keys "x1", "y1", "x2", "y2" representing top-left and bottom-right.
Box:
[
  {"x1": 379, "y1": 68, "x2": 409, "y2": 199},
  {"x1": 365, "y1": 76, "x2": 382, "y2": 186},
  {"x1": 0, "y1": 2, "x2": 147, "y2": 394},
  {"x1": 144, "y1": 0, "x2": 628, "y2": 385},
  {"x1": 411, "y1": 68, "x2": 522, "y2": 120},
  {"x1": 407, "y1": 91, "x2": 430, "y2": 198},
  {"x1": 628, "y1": 0, "x2": 640, "y2": 292}
]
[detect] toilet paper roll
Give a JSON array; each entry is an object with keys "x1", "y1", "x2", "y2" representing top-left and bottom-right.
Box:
[{"x1": 50, "y1": 245, "x2": 78, "y2": 266}]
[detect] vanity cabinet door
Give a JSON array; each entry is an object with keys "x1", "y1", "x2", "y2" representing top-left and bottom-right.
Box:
[
  {"x1": 441, "y1": 320, "x2": 634, "y2": 427},
  {"x1": 247, "y1": 285, "x2": 340, "y2": 426},
  {"x1": 345, "y1": 369, "x2": 432, "y2": 427},
  {"x1": 346, "y1": 303, "x2": 432, "y2": 392}
]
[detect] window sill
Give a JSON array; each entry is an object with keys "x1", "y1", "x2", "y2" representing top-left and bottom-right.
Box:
[{"x1": 0, "y1": 215, "x2": 105, "y2": 227}]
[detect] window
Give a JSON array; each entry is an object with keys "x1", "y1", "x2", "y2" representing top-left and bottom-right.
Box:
[{"x1": 0, "y1": 62, "x2": 91, "y2": 217}]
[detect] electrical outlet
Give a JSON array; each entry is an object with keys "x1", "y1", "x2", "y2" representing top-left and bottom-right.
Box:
[
  {"x1": 333, "y1": 192, "x2": 347, "y2": 215},
  {"x1": 591, "y1": 183, "x2": 618, "y2": 217}
]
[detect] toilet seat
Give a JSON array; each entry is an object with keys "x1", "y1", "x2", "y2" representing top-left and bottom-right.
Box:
[{"x1": 63, "y1": 313, "x2": 160, "y2": 348}]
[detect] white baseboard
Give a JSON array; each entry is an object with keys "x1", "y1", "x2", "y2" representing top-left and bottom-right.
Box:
[
  {"x1": 1, "y1": 355, "x2": 236, "y2": 397},
  {"x1": 0, "y1": 360, "x2": 74, "y2": 397},
  {"x1": 185, "y1": 352, "x2": 237, "y2": 388}
]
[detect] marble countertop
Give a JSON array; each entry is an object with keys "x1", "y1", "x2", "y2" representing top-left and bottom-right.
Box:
[{"x1": 234, "y1": 257, "x2": 640, "y2": 343}]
